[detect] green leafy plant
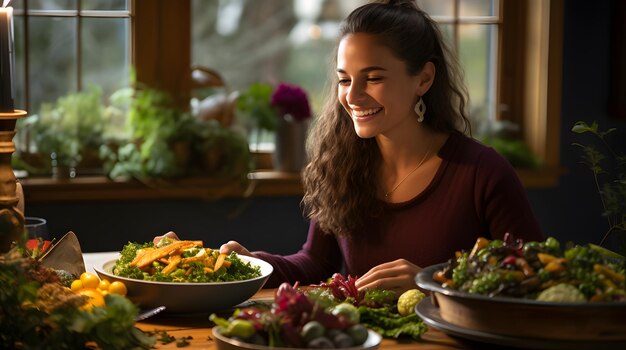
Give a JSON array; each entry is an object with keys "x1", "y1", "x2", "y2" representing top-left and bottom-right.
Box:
[
  {"x1": 480, "y1": 136, "x2": 541, "y2": 169},
  {"x1": 0, "y1": 249, "x2": 155, "y2": 349},
  {"x1": 100, "y1": 87, "x2": 195, "y2": 179},
  {"x1": 193, "y1": 119, "x2": 252, "y2": 179},
  {"x1": 100, "y1": 87, "x2": 251, "y2": 181},
  {"x1": 572, "y1": 121, "x2": 626, "y2": 251},
  {"x1": 25, "y1": 86, "x2": 105, "y2": 169},
  {"x1": 236, "y1": 82, "x2": 312, "y2": 133},
  {"x1": 236, "y1": 82, "x2": 278, "y2": 132}
]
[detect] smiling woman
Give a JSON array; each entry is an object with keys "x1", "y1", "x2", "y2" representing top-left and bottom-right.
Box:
[{"x1": 219, "y1": 0, "x2": 544, "y2": 299}]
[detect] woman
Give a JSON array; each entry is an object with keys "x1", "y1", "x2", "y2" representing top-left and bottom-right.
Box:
[{"x1": 221, "y1": 0, "x2": 544, "y2": 295}]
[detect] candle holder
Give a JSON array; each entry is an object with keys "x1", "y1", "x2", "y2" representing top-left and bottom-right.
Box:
[{"x1": 0, "y1": 109, "x2": 26, "y2": 253}]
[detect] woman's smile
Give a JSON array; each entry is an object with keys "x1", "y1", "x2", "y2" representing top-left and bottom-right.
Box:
[{"x1": 351, "y1": 107, "x2": 383, "y2": 121}]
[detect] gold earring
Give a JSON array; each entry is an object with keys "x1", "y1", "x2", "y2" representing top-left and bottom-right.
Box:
[{"x1": 414, "y1": 96, "x2": 426, "y2": 122}]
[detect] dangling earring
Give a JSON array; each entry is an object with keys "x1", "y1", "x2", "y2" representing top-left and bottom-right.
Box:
[{"x1": 414, "y1": 96, "x2": 426, "y2": 123}]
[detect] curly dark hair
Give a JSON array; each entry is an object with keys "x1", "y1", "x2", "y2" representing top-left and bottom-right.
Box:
[{"x1": 301, "y1": 0, "x2": 470, "y2": 237}]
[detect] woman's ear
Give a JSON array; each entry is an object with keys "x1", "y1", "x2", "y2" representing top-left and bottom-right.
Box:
[{"x1": 415, "y1": 61, "x2": 436, "y2": 95}]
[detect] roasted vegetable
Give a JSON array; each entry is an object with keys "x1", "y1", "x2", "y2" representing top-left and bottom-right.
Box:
[{"x1": 433, "y1": 234, "x2": 626, "y2": 302}]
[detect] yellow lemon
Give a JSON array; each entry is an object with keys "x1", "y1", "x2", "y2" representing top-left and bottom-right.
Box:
[
  {"x1": 80, "y1": 272, "x2": 100, "y2": 289},
  {"x1": 108, "y1": 281, "x2": 128, "y2": 296},
  {"x1": 78, "y1": 288, "x2": 106, "y2": 311},
  {"x1": 70, "y1": 279, "x2": 83, "y2": 292}
]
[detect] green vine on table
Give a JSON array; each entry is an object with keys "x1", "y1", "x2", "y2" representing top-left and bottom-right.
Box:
[{"x1": 572, "y1": 121, "x2": 626, "y2": 254}]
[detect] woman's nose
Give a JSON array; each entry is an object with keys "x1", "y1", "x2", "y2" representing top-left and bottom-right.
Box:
[{"x1": 346, "y1": 83, "x2": 365, "y2": 104}]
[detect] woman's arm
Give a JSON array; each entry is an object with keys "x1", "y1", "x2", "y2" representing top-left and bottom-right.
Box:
[{"x1": 224, "y1": 220, "x2": 343, "y2": 288}]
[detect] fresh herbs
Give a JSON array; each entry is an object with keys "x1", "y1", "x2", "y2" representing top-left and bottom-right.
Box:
[
  {"x1": 358, "y1": 306, "x2": 426, "y2": 340},
  {"x1": 149, "y1": 330, "x2": 192, "y2": 348},
  {"x1": 0, "y1": 249, "x2": 155, "y2": 349}
]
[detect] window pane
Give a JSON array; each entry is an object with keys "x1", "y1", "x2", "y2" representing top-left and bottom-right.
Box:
[
  {"x1": 460, "y1": 0, "x2": 498, "y2": 17},
  {"x1": 81, "y1": 0, "x2": 127, "y2": 11},
  {"x1": 27, "y1": 0, "x2": 77, "y2": 10},
  {"x1": 417, "y1": 0, "x2": 454, "y2": 17},
  {"x1": 28, "y1": 16, "x2": 77, "y2": 112},
  {"x1": 458, "y1": 23, "x2": 497, "y2": 128},
  {"x1": 192, "y1": 0, "x2": 297, "y2": 90},
  {"x1": 11, "y1": 1, "x2": 24, "y2": 10},
  {"x1": 192, "y1": 0, "x2": 365, "y2": 115},
  {"x1": 82, "y1": 17, "x2": 129, "y2": 98},
  {"x1": 438, "y1": 23, "x2": 455, "y2": 46}
]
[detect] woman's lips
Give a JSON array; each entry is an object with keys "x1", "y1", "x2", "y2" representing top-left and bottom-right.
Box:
[{"x1": 352, "y1": 107, "x2": 382, "y2": 121}]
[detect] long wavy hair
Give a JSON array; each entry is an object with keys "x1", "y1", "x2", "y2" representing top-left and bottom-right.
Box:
[{"x1": 302, "y1": 0, "x2": 470, "y2": 237}]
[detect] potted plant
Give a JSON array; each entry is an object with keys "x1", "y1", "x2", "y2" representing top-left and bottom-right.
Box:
[
  {"x1": 100, "y1": 85, "x2": 252, "y2": 181},
  {"x1": 236, "y1": 82, "x2": 312, "y2": 172},
  {"x1": 100, "y1": 87, "x2": 195, "y2": 179},
  {"x1": 23, "y1": 86, "x2": 105, "y2": 178}
]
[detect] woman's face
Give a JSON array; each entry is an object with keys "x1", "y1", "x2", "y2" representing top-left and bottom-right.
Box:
[{"x1": 336, "y1": 33, "x2": 423, "y2": 139}]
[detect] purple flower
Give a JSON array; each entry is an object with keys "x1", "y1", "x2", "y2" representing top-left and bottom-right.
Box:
[{"x1": 270, "y1": 83, "x2": 311, "y2": 121}]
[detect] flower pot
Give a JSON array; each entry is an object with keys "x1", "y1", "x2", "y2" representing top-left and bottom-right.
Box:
[
  {"x1": 50, "y1": 152, "x2": 76, "y2": 179},
  {"x1": 272, "y1": 115, "x2": 308, "y2": 173}
]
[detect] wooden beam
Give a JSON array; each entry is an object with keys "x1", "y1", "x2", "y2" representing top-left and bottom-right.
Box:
[{"x1": 132, "y1": 0, "x2": 191, "y2": 110}]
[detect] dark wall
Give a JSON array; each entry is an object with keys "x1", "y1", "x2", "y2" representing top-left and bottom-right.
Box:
[
  {"x1": 527, "y1": 0, "x2": 626, "y2": 250},
  {"x1": 27, "y1": 196, "x2": 310, "y2": 254},
  {"x1": 26, "y1": 0, "x2": 626, "y2": 254}
]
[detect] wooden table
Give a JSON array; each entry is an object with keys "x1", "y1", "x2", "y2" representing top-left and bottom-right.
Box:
[{"x1": 135, "y1": 289, "x2": 467, "y2": 350}]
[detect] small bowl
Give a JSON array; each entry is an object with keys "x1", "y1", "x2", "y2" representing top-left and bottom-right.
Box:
[
  {"x1": 94, "y1": 255, "x2": 273, "y2": 314},
  {"x1": 416, "y1": 263, "x2": 626, "y2": 341},
  {"x1": 212, "y1": 326, "x2": 382, "y2": 350}
]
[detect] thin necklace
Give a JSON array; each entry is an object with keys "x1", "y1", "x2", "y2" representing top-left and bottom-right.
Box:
[{"x1": 384, "y1": 137, "x2": 434, "y2": 199}]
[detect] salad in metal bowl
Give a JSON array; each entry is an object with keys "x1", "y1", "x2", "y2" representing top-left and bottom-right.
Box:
[{"x1": 432, "y1": 233, "x2": 625, "y2": 302}]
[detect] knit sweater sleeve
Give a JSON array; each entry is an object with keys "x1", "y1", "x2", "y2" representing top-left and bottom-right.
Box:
[
  {"x1": 252, "y1": 220, "x2": 342, "y2": 288},
  {"x1": 474, "y1": 146, "x2": 544, "y2": 242}
]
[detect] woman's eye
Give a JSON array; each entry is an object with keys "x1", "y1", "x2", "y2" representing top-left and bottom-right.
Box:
[
  {"x1": 338, "y1": 78, "x2": 351, "y2": 86},
  {"x1": 367, "y1": 77, "x2": 383, "y2": 83}
]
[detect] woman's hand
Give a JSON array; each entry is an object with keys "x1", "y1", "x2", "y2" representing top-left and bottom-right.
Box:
[
  {"x1": 355, "y1": 259, "x2": 423, "y2": 296},
  {"x1": 152, "y1": 231, "x2": 180, "y2": 245},
  {"x1": 219, "y1": 240, "x2": 253, "y2": 257}
]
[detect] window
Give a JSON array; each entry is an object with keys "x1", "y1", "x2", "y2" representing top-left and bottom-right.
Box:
[
  {"x1": 189, "y1": 0, "x2": 563, "y2": 187},
  {"x1": 191, "y1": 0, "x2": 501, "y2": 146},
  {"x1": 12, "y1": 0, "x2": 130, "y2": 113},
  {"x1": 13, "y1": 0, "x2": 562, "y2": 187}
]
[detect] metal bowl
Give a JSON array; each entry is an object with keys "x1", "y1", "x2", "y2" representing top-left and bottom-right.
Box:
[{"x1": 415, "y1": 263, "x2": 626, "y2": 341}]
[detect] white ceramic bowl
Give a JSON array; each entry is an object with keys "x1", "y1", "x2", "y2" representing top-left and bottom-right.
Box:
[
  {"x1": 212, "y1": 326, "x2": 382, "y2": 350},
  {"x1": 94, "y1": 254, "x2": 273, "y2": 314}
]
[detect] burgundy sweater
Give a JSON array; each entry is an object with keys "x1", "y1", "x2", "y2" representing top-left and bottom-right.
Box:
[{"x1": 255, "y1": 132, "x2": 544, "y2": 287}]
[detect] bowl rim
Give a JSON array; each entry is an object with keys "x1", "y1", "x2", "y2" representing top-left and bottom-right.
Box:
[
  {"x1": 212, "y1": 326, "x2": 382, "y2": 350},
  {"x1": 416, "y1": 262, "x2": 625, "y2": 308},
  {"x1": 94, "y1": 253, "x2": 273, "y2": 286}
]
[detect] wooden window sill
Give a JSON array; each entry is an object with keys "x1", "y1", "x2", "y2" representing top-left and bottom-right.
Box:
[
  {"x1": 19, "y1": 167, "x2": 561, "y2": 204},
  {"x1": 20, "y1": 171, "x2": 303, "y2": 203}
]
